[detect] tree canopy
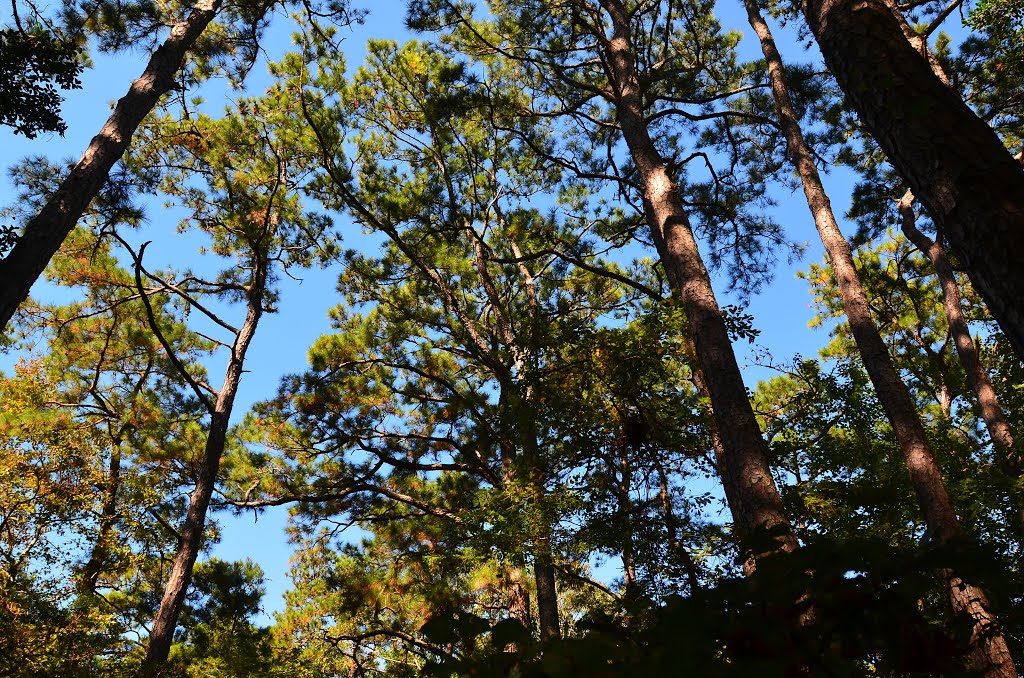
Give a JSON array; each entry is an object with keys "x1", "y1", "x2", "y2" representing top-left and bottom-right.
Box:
[{"x1": 1, "y1": 0, "x2": 1024, "y2": 674}]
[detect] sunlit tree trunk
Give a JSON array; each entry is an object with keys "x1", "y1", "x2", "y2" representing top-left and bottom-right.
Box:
[
  {"x1": 598, "y1": 0, "x2": 797, "y2": 558},
  {"x1": 745, "y1": 4, "x2": 1017, "y2": 673},
  {"x1": 801, "y1": 0, "x2": 1024, "y2": 362},
  {"x1": 0, "y1": 0, "x2": 224, "y2": 333}
]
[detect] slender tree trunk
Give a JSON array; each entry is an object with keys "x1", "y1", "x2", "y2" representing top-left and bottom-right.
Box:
[
  {"x1": 497, "y1": 434, "x2": 544, "y2": 640},
  {"x1": 505, "y1": 400, "x2": 560, "y2": 640},
  {"x1": 79, "y1": 442, "x2": 122, "y2": 593},
  {"x1": 874, "y1": 0, "x2": 1022, "y2": 521},
  {"x1": 497, "y1": 444, "x2": 538, "y2": 636},
  {"x1": 143, "y1": 297, "x2": 262, "y2": 672},
  {"x1": 883, "y1": 0, "x2": 950, "y2": 85},
  {"x1": 0, "y1": 0, "x2": 224, "y2": 333},
  {"x1": 800, "y1": 0, "x2": 1024, "y2": 361},
  {"x1": 502, "y1": 237, "x2": 561, "y2": 640},
  {"x1": 745, "y1": 5, "x2": 1016, "y2": 674},
  {"x1": 598, "y1": 0, "x2": 797, "y2": 557},
  {"x1": 898, "y1": 192, "x2": 1024, "y2": 522},
  {"x1": 494, "y1": 371, "x2": 561, "y2": 639},
  {"x1": 497, "y1": 440, "x2": 538, "y2": 636}
]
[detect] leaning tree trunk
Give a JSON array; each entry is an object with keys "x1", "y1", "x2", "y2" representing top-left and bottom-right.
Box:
[
  {"x1": 877, "y1": 0, "x2": 1022, "y2": 527},
  {"x1": 745, "y1": 4, "x2": 1017, "y2": 674},
  {"x1": 0, "y1": 0, "x2": 224, "y2": 333},
  {"x1": 800, "y1": 0, "x2": 1024, "y2": 361},
  {"x1": 598, "y1": 0, "x2": 798, "y2": 558},
  {"x1": 898, "y1": 192, "x2": 1024, "y2": 525},
  {"x1": 143, "y1": 295, "x2": 262, "y2": 672}
]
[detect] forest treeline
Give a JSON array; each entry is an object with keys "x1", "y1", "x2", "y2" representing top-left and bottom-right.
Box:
[{"x1": 0, "y1": 0, "x2": 1023, "y2": 674}]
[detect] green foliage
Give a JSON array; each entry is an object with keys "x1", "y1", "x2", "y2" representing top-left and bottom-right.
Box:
[
  {"x1": 837, "y1": 9, "x2": 1023, "y2": 243},
  {"x1": 0, "y1": 361, "x2": 117, "y2": 676},
  {"x1": 167, "y1": 559, "x2": 277, "y2": 677},
  {"x1": 405, "y1": 0, "x2": 802, "y2": 300},
  {"x1": 237, "y1": 34, "x2": 726, "y2": 675},
  {"x1": 6, "y1": 0, "x2": 1024, "y2": 673},
  {"x1": 0, "y1": 227, "x2": 216, "y2": 674},
  {"x1": 423, "y1": 532, "x2": 1024, "y2": 676},
  {"x1": 968, "y1": 0, "x2": 1024, "y2": 84},
  {"x1": 0, "y1": 27, "x2": 82, "y2": 137},
  {"x1": 791, "y1": 235, "x2": 1024, "y2": 549}
]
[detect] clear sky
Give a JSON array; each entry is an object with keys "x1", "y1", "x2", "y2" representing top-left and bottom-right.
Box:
[{"x1": 0, "y1": 0, "x2": 880, "y2": 624}]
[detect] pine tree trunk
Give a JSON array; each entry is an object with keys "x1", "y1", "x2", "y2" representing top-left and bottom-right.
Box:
[
  {"x1": 745, "y1": 5, "x2": 1017, "y2": 674},
  {"x1": 533, "y1": 547, "x2": 560, "y2": 640},
  {"x1": 800, "y1": 0, "x2": 1024, "y2": 361},
  {"x1": 898, "y1": 193, "x2": 1023, "y2": 523},
  {"x1": 503, "y1": 244, "x2": 562, "y2": 640},
  {"x1": 523, "y1": 426, "x2": 560, "y2": 640},
  {"x1": 499, "y1": 446, "x2": 536, "y2": 635},
  {"x1": 505, "y1": 565, "x2": 533, "y2": 631},
  {"x1": 497, "y1": 400, "x2": 561, "y2": 640},
  {"x1": 598, "y1": 0, "x2": 797, "y2": 556},
  {"x1": 143, "y1": 297, "x2": 262, "y2": 672},
  {"x1": 0, "y1": 0, "x2": 223, "y2": 333},
  {"x1": 143, "y1": 413, "x2": 228, "y2": 673}
]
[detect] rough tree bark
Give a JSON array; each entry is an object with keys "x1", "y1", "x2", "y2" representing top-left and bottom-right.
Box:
[
  {"x1": 598, "y1": 0, "x2": 798, "y2": 556},
  {"x1": 532, "y1": 550, "x2": 560, "y2": 639},
  {"x1": 0, "y1": 0, "x2": 223, "y2": 333},
  {"x1": 487, "y1": 235, "x2": 561, "y2": 641},
  {"x1": 745, "y1": 4, "x2": 1017, "y2": 674},
  {"x1": 518, "y1": 403, "x2": 560, "y2": 640},
  {"x1": 880, "y1": 0, "x2": 1023, "y2": 524},
  {"x1": 499, "y1": 416, "x2": 560, "y2": 641},
  {"x1": 800, "y1": 0, "x2": 1024, "y2": 361}
]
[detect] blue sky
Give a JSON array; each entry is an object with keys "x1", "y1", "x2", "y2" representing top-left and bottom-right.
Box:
[{"x1": 0, "y1": 0, "x2": 878, "y2": 623}]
